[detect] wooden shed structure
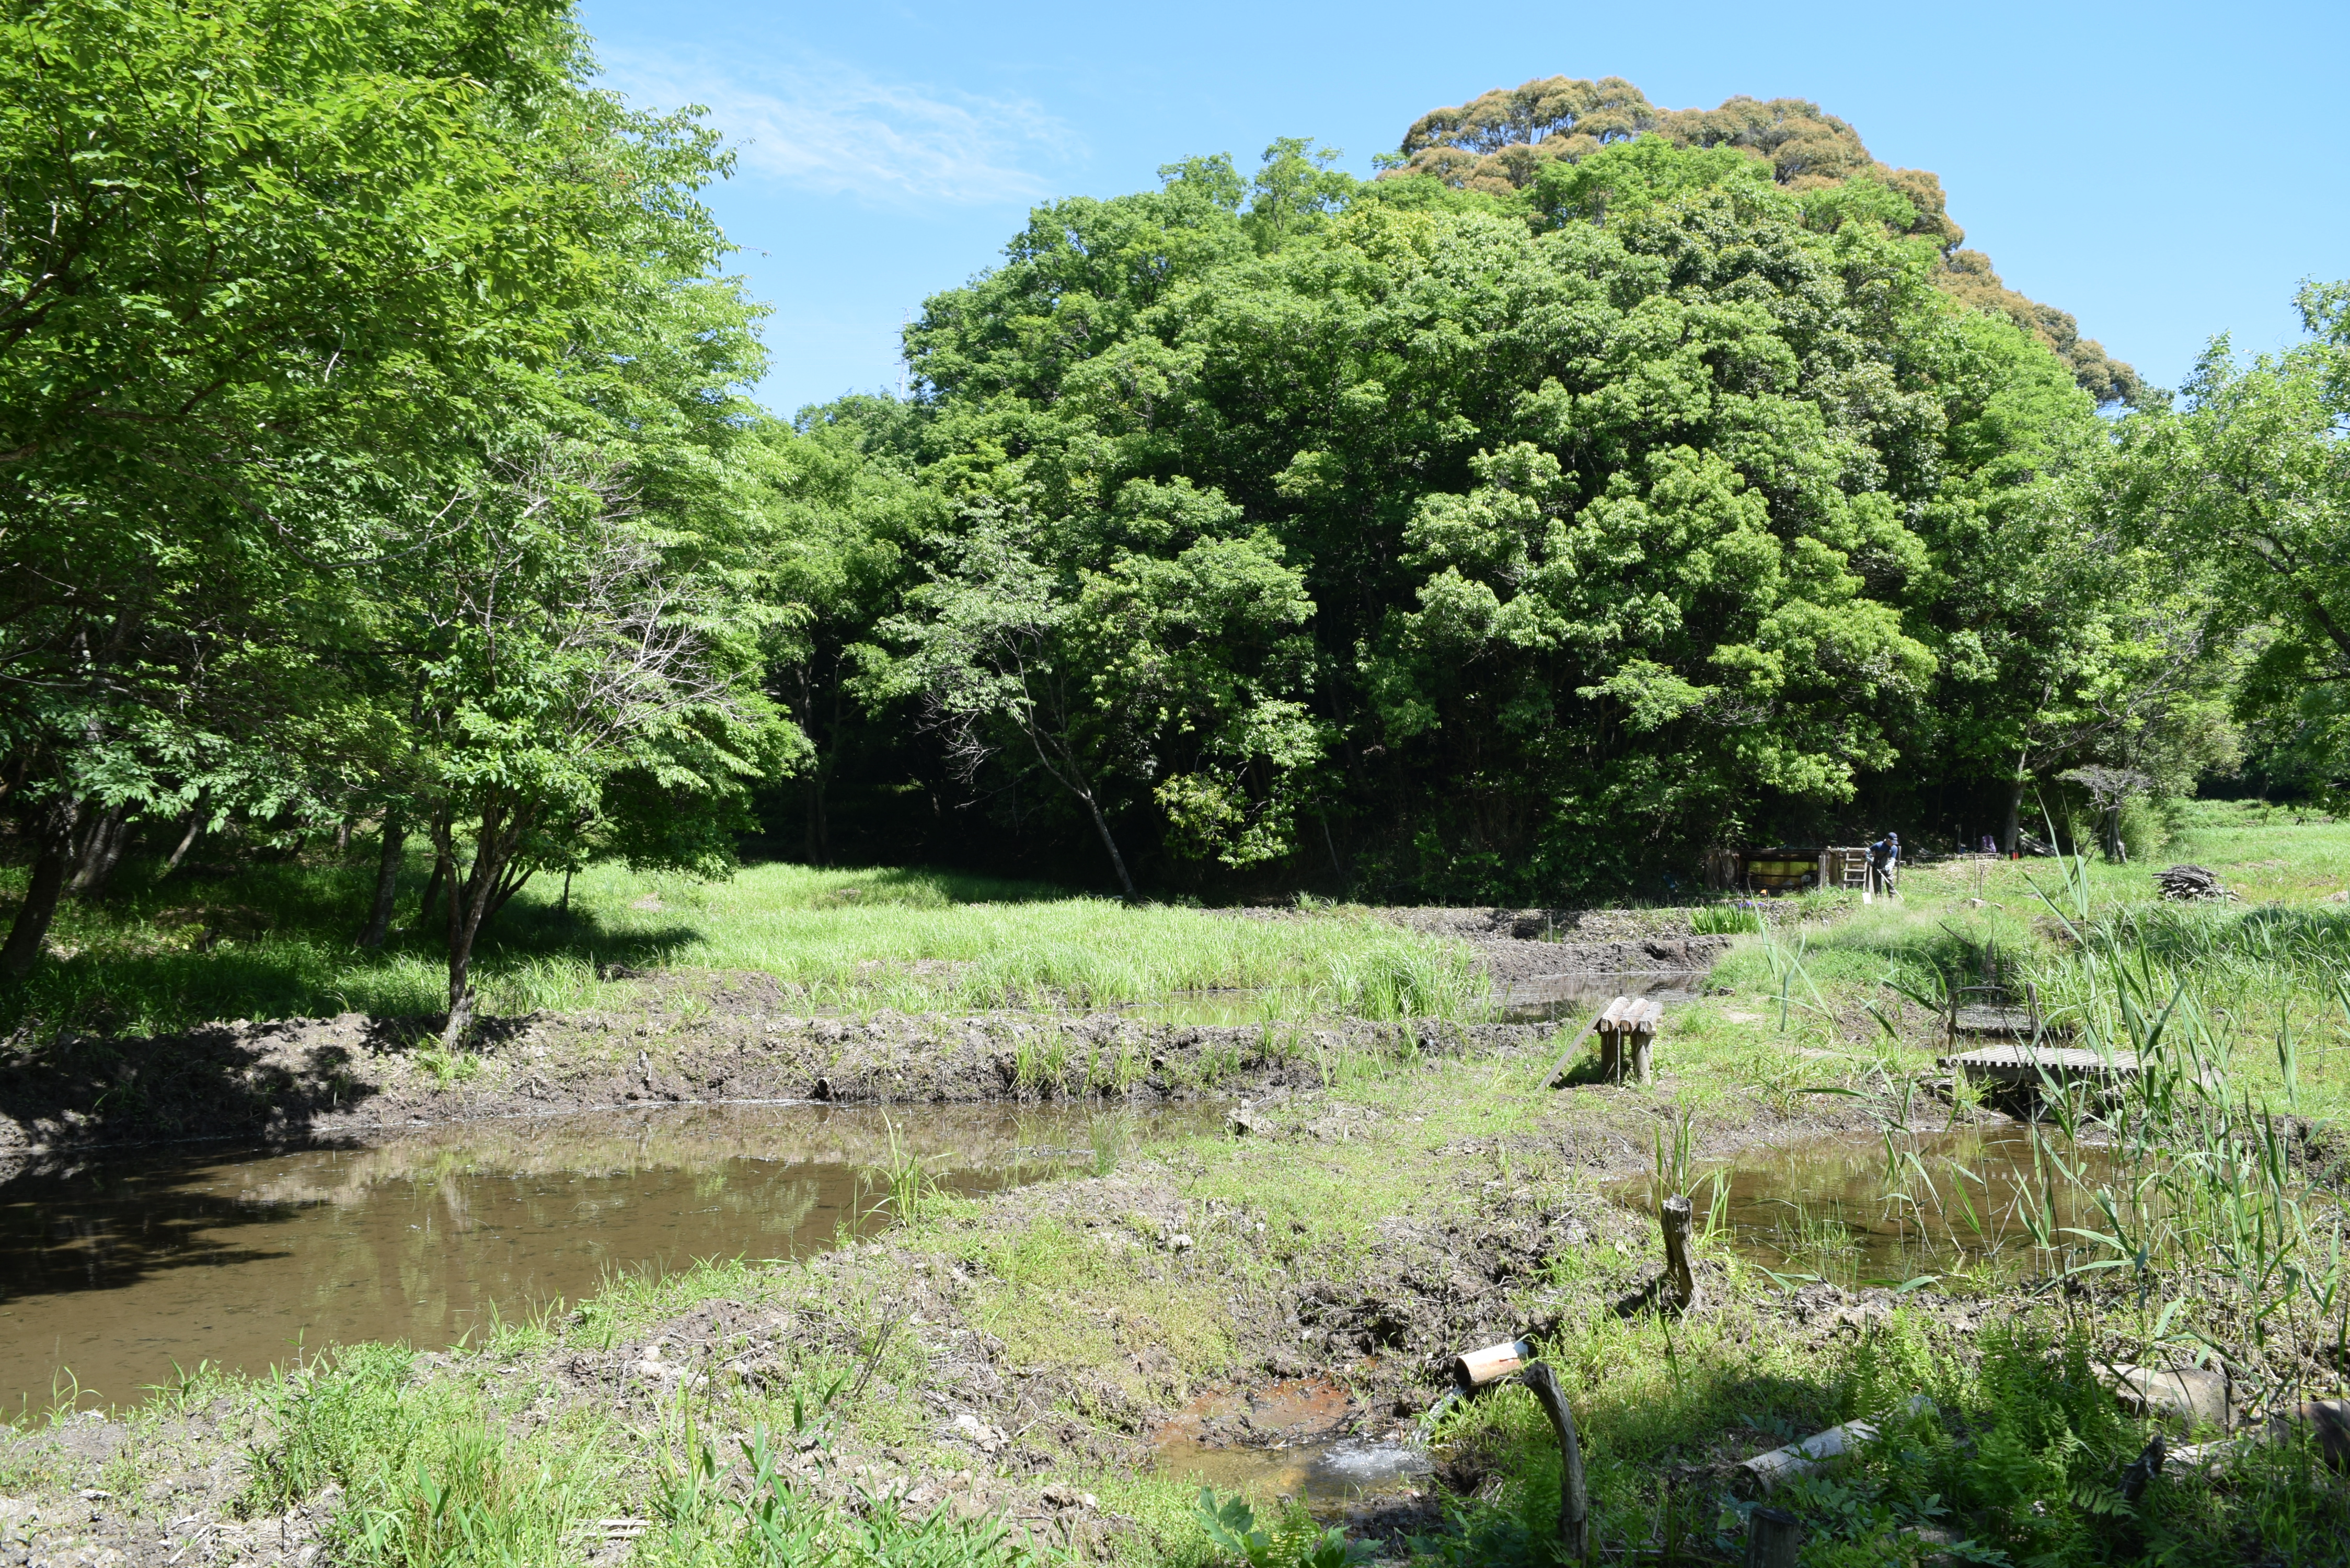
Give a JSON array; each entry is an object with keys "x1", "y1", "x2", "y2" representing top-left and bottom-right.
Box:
[{"x1": 1708, "y1": 845, "x2": 1873, "y2": 894}]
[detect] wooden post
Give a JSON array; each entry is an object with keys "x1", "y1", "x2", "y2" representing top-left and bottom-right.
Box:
[
  {"x1": 1518, "y1": 1362, "x2": 1589, "y2": 1563},
  {"x1": 1743, "y1": 1505, "x2": 1801, "y2": 1567},
  {"x1": 1595, "y1": 997, "x2": 1660, "y2": 1085},
  {"x1": 1595, "y1": 997, "x2": 1630, "y2": 1081},
  {"x1": 1661, "y1": 1195, "x2": 1700, "y2": 1315}
]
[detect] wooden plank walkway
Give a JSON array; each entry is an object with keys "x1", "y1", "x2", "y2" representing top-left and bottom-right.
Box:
[
  {"x1": 1952, "y1": 1005, "x2": 2075, "y2": 1039},
  {"x1": 1936, "y1": 1044, "x2": 2139, "y2": 1089}
]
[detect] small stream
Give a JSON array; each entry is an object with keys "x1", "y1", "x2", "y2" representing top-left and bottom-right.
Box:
[{"x1": 0, "y1": 1102, "x2": 1206, "y2": 1413}]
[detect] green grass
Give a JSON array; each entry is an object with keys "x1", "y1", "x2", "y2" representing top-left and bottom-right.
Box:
[{"x1": 0, "y1": 851, "x2": 1484, "y2": 1040}]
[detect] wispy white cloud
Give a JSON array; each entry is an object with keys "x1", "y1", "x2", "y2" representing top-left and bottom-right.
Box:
[{"x1": 600, "y1": 48, "x2": 1079, "y2": 209}]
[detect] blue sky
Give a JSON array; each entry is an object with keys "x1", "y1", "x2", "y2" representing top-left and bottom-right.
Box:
[{"x1": 580, "y1": 0, "x2": 2349, "y2": 418}]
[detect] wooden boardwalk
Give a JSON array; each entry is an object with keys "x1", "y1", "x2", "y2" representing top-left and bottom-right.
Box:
[{"x1": 1937, "y1": 1043, "x2": 2139, "y2": 1089}]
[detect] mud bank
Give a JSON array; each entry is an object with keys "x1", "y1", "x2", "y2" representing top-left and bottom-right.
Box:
[
  {"x1": 0, "y1": 969, "x2": 1566, "y2": 1169},
  {"x1": 0, "y1": 1043, "x2": 1979, "y2": 1567}
]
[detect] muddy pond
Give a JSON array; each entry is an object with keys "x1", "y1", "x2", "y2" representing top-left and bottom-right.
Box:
[
  {"x1": 1167, "y1": 1124, "x2": 2112, "y2": 1514},
  {"x1": 1616, "y1": 1124, "x2": 2114, "y2": 1285},
  {"x1": 0, "y1": 1102, "x2": 1207, "y2": 1413}
]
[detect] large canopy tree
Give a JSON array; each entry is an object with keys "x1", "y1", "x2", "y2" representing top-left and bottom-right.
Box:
[
  {"x1": 1391, "y1": 76, "x2": 2142, "y2": 407},
  {"x1": 2117, "y1": 281, "x2": 2350, "y2": 802},
  {"x1": 863, "y1": 131, "x2": 2146, "y2": 896}
]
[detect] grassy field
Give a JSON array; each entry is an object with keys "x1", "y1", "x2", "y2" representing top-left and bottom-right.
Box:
[
  {"x1": 0, "y1": 855, "x2": 1484, "y2": 1042},
  {"x1": 1703, "y1": 799, "x2": 2350, "y2": 1121}
]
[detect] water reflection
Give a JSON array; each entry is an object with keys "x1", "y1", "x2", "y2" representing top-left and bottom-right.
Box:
[
  {"x1": 1609, "y1": 1127, "x2": 2116, "y2": 1286},
  {"x1": 0, "y1": 1101, "x2": 1194, "y2": 1412}
]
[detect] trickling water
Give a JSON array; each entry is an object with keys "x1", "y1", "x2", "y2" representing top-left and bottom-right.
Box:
[
  {"x1": 1153, "y1": 1377, "x2": 1432, "y2": 1511},
  {"x1": 0, "y1": 1101, "x2": 1204, "y2": 1413}
]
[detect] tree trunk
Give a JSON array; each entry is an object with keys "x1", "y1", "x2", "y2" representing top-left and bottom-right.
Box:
[
  {"x1": 358, "y1": 816, "x2": 406, "y2": 949},
  {"x1": 1077, "y1": 788, "x2": 1136, "y2": 898},
  {"x1": 442, "y1": 810, "x2": 524, "y2": 1046},
  {"x1": 2001, "y1": 776, "x2": 2025, "y2": 856},
  {"x1": 1661, "y1": 1195, "x2": 1701, "y2": 1315},
  {"x1": 443, "y1": 852, "x2": 493, "y2": 1046},
  {"x1": 805, "y1": 759, "x2": 831, "y2": 867},
  {"x1": 68, "y1": 803, "x2": 130, "y2": 898},
  {"x1": 158, "y1": 805, "x2": 206, "y2": 880},
  {"x1": 1, "y1": 798, "x2": 82, "y2": 977},
  {"x1": 413, "y1": 848, "x2": 448, "y2": 935}
]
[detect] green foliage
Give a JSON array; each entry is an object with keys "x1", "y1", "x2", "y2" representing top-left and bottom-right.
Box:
[
  {"x1": 1194, "y1": 1488, "x2": 1370, "y2": 1568},
  {"x1": 0, "y1": 0, "x2": 801, "y2": 990},
  {"x1": 2121, "y1": 278, "x2": 2350, "y2": 803},
  {"x1": 888, "y1": 145, "x2": 2127, "y2": 896},
  {"x1": 1527, "y1": 134, "x2": 1775, "y2": 227}
]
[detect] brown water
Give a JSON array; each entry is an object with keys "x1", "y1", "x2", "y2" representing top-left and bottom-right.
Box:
[
  {"x1": 1611, "y1": 1126, "x2": 2117, "y2": 1285},
  {"x1": 1153, "y1": 1378, "x2": 1431, "y2": 1511},
  {"x1": 0, "y1": 1102, "x2": 1194, "y2": 1413}
]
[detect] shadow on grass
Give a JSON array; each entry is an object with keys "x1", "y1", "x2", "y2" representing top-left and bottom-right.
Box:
[{"x1": 0, "y1": 852, "x2": 706, "y2": 1045}]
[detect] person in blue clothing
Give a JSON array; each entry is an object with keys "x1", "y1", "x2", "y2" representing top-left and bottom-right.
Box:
[{"x1": 1868, "y1": 831, "x2": 1900, "y2": 896}]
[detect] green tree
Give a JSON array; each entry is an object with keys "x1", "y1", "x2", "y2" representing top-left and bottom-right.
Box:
[
  {"x1": 870, "y1": 499, "x2": 1319, "y2": 894},
  {"x1": 0, "y1": 0, "x2": 801, "y2": 1004},
  {"x1": 393, "y1": 441, "x2": 791, "y2": 1041},
  {"x1": 2117, "y1": 280, "x2": 2350, "y2": 800},
  {"x1": 1388, "y1": 75, "x2": 2140, "y2": 406},
  {"x1": 0, "y1": 0, "x2": 623, "y2": 975},
  {"x1": 748, "y1": 401, "x2": 941, "y2": 864},
  {"x1": 881, "y1": 136, "x2": 2138, "y2": 897}
]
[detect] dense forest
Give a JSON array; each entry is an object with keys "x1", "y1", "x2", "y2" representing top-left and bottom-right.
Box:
[{"x1": 6, "y1": 3, "x2": 2349, "y2": 1013}]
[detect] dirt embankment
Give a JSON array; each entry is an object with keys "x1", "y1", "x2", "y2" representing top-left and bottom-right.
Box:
[
  {"x1": 0, "y1": 1051, "x2": 1971, "y2": 1566},
  {"x1": 1232, "y1": 904, "x2": 1738, "y2": 981},
  {"x1": 0, "y1": 968, "x2": 1570, "y2": 1171}
]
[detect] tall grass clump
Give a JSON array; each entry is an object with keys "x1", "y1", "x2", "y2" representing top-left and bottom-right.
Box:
[
  {"x1": 1688, "y1": 903, "x2": 1765, "y2": 936},
  {"x1": 1, "y1": 850, "x2": 1498, "y2": 1040},
  {"x1": 244, "y1": 1345, "x2": 606, "y2": 1565}
]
